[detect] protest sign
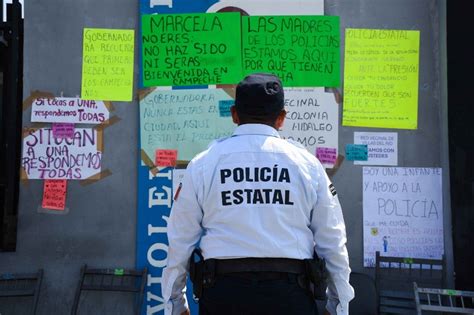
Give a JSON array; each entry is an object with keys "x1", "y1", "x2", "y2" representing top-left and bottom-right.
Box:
[
  {"x1": 21, "y1": 128, "x2": 102, "y2": 180},
  {"x1": 141, "y1": 12, "x2": 242, "y2": 86},
  {"x1": 363, "y1": 167, "x2": 443, "y2": 267},
  {"x1": 31, "y1": 97, "x2": 110, "y2": 124},
  {"x1": 280, "y1": 88, "x2": 339, "y2": 168},
  {"x1": 242, "y1": 15, "x2": 340, "y2": 87},
  {"x1": 354, "y1": 132, "x2": 398, "y2": 166},
  {"x1": 343, "y1": 29, "x2": 420, "y2": 129},
  {"x1": 42, "y1": 179, "x2": 67, "y2": 210},
  {"x1": 140, "y1": 88, "x2": 235, "y2": 162},
  {"x1": 82, "y1": 28, "x2": 135, "y2": 101}
]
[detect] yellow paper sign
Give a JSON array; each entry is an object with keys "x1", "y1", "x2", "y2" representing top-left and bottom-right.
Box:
[
  {"x1": 343, "y1": 29, "x2": 420, "y2": 129},
  {"x1": 81, "y1": 28, "x2": 135, "y2": 101}
]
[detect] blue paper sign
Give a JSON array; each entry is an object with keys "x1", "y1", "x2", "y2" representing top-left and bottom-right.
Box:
[
  {"x1": 346, "y1": 144, "x2": 368, "y2": 161},
  {"x1": 218, "y1": 100, "x2": 234, "y2": 117}
]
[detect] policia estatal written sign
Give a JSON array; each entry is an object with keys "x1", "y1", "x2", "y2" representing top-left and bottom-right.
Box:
[{"x1": 220, "y1": 166, "x2": 294, "y2": 206}]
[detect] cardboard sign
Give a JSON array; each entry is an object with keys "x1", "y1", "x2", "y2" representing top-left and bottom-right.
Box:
[
  {"x1": 82, "y1": 28, "x2": 135, "y2": 101},
  {"x1": 140, "y1": 88, "x2": 235, "y2": 162},
  {"x1": 42, "y1": 179, "x2": 67, "y2": 210},
  {"x1": 242, "y1": 15, "x2": 340, "y2": 87},
  {"x1": 141, "y1": 12, "x2": 242, "y2": 87},
  {"x1": 21, "y1": 128, "x2": 102, "y2": 180},
  {"x1": 155, "y1": 149, "x2": 178, "y2": 167},
  {"x1": 31, "y1": 97, "x2": 110, "y2": 124}
]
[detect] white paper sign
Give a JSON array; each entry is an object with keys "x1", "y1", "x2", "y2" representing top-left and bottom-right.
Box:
[
  {"x1": 363, "y1": 167, "x2": 443, "y2": 267},
  {"x1": 31, "y1": 97, "x2": 110, "y2": 124},
  {"x1": 280, "y1": 88, "x2": 339, "y2": 168},
  {"x1": 206, "y1": 0, "x2": 323, "y2": 15},
  {"x1": 21, "y1": 128, "x2": 102, "y2": 180},
  {"x1": 354, "y1": 132, "x2": 398, "y2": 166}
]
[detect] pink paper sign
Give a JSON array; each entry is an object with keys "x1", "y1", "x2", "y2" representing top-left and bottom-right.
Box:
[
  {"x1": 52, "y1": 123, "x2": 75, "y2": 139},
  {"x1": 42, "y1": 179, "x2": 67, "y2": 210},
  {"x1": 155, "y1": 149, "x2": 178, "y2": 167},
  {"x1": 316, "y1": 147, "x2": 337, "y2": 164}
]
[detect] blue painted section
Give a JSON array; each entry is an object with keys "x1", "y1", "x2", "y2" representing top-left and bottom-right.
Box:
[{"x1": 137, "y1": 161, "x2": 199, "y2": 315}]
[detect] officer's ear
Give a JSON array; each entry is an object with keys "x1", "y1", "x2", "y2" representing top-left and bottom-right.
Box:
[
  {"x1": 231, "y1": 106, "x2": 240, "y2": 125},
  {"x1": 274, "y1": 109, "x2": 286, "y2": 130}
]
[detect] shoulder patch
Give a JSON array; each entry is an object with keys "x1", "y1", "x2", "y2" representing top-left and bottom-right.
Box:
[
  {"x1": 174, "y1": 183, "x2": 182, "y2": 201},
  {"x1": 329, "y1": 183, "x2": 337, "y2": 196}
]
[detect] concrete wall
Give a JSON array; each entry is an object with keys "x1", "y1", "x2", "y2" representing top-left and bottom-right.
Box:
[
  {"x1": 0, "y1": 0, "x2": 450, "y2": 314},
  {"x1": 1, "y1": 0, "x2": 139, "y2": 314}
]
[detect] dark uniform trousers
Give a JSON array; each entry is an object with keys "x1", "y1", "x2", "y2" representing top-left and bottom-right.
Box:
[{"x1": 199, "y1": 272, "x2": 319, "y2": 315}]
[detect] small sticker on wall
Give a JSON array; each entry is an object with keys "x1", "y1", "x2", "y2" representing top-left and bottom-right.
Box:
[
  {"x1": 316, "y1": 147, "x2": 337, "y2": 165},
  {"x1": 52, "y1": 123, "x2": 75, "y2": 139},
  {"x1": 345, "y1": 144, "x2": 368, "y2": 161},
  {"x1": 155, "y1": 149, "x2": 178, "y2": 167},
  {"x1": 218, "y1": 100, "x2": 234, "y2": 117}
]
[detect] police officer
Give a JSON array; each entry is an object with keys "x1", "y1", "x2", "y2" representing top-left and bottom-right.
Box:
[{"x1": 162, "y1": 73, "x2": 354, "y2": 315}]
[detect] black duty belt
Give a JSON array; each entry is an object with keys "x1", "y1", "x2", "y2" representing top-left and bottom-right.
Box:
[{"x1": 204, "y1": 258, "x2": 306, "y2": 275}]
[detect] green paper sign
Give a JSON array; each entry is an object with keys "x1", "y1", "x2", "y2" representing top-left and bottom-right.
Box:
[
  {"x1": 142, "y1": 12, "x2": 242, "y2": 87},
  {"x1": 242, "y1": 15, "x2": 340, "y2": 87}
]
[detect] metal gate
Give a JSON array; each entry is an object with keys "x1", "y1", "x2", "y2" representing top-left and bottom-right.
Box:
[{"x1": 0, "y1": 0, "x2": 23, "y2": 251}]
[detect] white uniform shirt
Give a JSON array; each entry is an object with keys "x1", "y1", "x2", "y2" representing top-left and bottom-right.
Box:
[{"x1": 162, "y1": 124, "x2": 354, "y2": 315}]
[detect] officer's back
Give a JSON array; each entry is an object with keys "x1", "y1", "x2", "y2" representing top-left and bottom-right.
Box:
[
  {"x1": 193, "y1": 123, "x2": 321, "y2": 260},
  {"x1": 162, "y1": 73, "x2": 354, "y2": 315}
]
